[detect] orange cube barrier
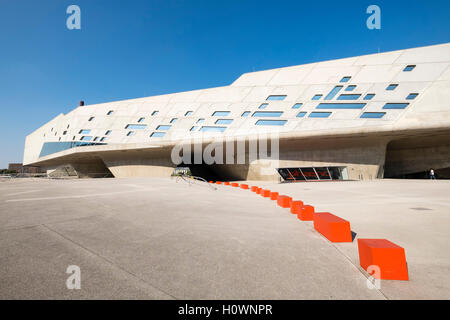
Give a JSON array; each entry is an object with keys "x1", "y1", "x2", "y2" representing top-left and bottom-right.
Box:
[
  {"x1": 231, "y1": 183, "x2": 239, "y2": 187},
  {"x1": 270, "y1": 192, "x2": 279, "y2": 200},
  {"x1": 209, "y1": 181, "x2": 214, "y2": 183},
  {"x1": 216, "y1": 181, "x2": 222, "y2": 185},
  {"x1": 290, "y1": 201, "x2": 304, "y2": 214},
  {"x1": 277, "y1": 195, "x2": 292, "y2": 208},
  {"x1": 358, "y1": 239, "x2": 409, "y2": 280},
  {"x1": 251, "y1": 186, "x2": 258, "y2": 192},
  {"x1": 240, "y1": 184, "x2": 249, "y2": 190},
  {"x1": 313, "y1": 212, "x2": 352, "y2": 242},
  {"x1": 256, "y1": 188, "x2": 262, "y2": 194},
  {"x1": 224, "y1": 182, "x2": 230, "y2": 186},
  {"x1": 298, "y1": 205, "x2": 314, "y2": 221},
  {"x1": 261, "y1": 189, "x2": 271, "y2": 197}
]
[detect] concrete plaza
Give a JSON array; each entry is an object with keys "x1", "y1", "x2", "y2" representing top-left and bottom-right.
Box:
[{"x1": 0, "y1": 177, "x2": 449, "y2": 299}]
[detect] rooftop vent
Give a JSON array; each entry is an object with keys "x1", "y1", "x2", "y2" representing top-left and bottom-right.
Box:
[{"x1": 79, "y1": 100, "x2": 85, "y2": 106}]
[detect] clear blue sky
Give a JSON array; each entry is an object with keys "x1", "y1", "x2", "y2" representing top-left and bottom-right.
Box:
[{"x1": 0, "y1": 0, "x2": 449, "y2": 168}]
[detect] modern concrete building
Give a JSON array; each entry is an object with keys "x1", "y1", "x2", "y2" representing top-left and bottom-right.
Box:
[{"x1": 23, "y1": 43, "x2": 450, "y2": 181}]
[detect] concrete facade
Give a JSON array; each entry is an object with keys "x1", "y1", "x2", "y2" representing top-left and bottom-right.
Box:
[{"x1": 23, "y1": 43, "x2": 450, "y2": 180}]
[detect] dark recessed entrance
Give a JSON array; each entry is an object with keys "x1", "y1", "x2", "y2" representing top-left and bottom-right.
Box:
[{"x1": 277, "y1": 167, "x2": 349, "y2": 182}]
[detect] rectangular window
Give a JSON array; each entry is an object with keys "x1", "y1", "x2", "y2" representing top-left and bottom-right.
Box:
[
  {"x1": 150, "y1": 132, "x2": 166, "y2": 137},
  {"x1": 105, "y1": 130, "x2": 112, "y2": 135},
  {"x1": 337, "y1": 94, "x2": 361, "y2": 100},
  {"x1": 386, "y1": 84, "x2": 398, "y2": 91},
  {"x1": 79, "y1": 129, "x2": 91, "y2": 134},
  {"x1": 196, "y1": 118, "x2": 205, "y2": 124},
  {"x1": 215, "y1": 119, "x2": 233, "y2": 125},
  {"x1": 185, "y1": 111, "x2": 193, "y2": 116},
  {"x1": 312, "y1": 94, "x2": 323, "y2": 100},
  {"x1": 107, "y1": 110, "x2": 114, "y2": 115},
  {"x1": 125, "y1": 124, "x2": 147, "y2": 129},
  {"x1": 340, "y1": 76, "x2": 351, "y2": 83},
  {"x1": 324, "y1": 86, "x2": 343, "y2": 100},
  {"x1": 266, "y1": 95, "x2": 287, "y2": 101},
  {"x1": 212, "y1": 111, "x2": 230, "y2": 116},
  {"x1": 309, "y1": 112, "x2": 332, "y2": 118},
  {"x1": 383, "y1": 103, "x2": 409, "y2": 109},
  {"x1": 345, "y1": 85, "x2": 356, "y2": 92},
  {"x1": 152, "y1": 111, "x2": 159, "y2": 116},
  {"x1": 364, "y1": 94, "x2": 375, "y2": 100},
  {"x1": 406, "y1": 93, "x2": 419, "y2": 100},
  {"x1": 241, "y1": 111, "x2": 251, "y2": 117},
  {"x1": 88, "y1": 117, "x2": 95, "y2": 121},
  {"x1": 292, "y1": 103, "x2": 303, "y2": 109},
  {"x1": 403, "y1": 65, "x2": 416, "y2": 72},
  {"x1": 80, "y1": 136, "x2": 92, "y2": 141},
  {"x1": 137, "y1": 117, "x2": 145, "y2": 123},
  {"x1": 255, "y1": 120, "x2": 287, "y2": 126},
  {"x1": 127, "y1": 131, "x2": 135, "y2": 136},
  {"x1": 199, "y1": 126, "x2": 227, "y2": 132},
  {"x1": 252, "y1": 111, "x2": 283, "y2": 117},
  {"x1": 156, "y1": 125, "x2": 171, "y2": 130},
  {"x1": 170, "y1": 118, "x2": 177, "y2": 123},
  {"x1": 360, "y1": 112, "x2": 386, "y2": 119},
  {"x1": 316, "y1": 103, "x2": 366, "y2": 109},
  {"x1": 258, "y1": 103, "x2": 268, "y2": 109},
  {"x1": 296, "y1": 112, "x2": 307, "y2": 118}
]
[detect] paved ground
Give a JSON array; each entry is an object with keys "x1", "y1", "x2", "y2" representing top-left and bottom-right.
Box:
[{"x1": 0, "y1": 177, "x2": 449, "y2": 299}]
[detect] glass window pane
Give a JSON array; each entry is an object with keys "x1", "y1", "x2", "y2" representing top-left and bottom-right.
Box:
[
  {"x1": 296, "y1": 112, "x2": 307, "y2": 118},
  {"x1": 266, "y1": 95, "x2": 287, "y2": 101},
  {"x1": 360, "y1": 112, "x2": 386, "y2": 118},
  {"x1": 309, "y1": 112, "x2": 332, "y2": 118},
  {"x1": 255, "y1": 120, "x2": 287, "y2": 126},
  {"x1": 324, "y1": 86, "x2": 343, "y2": 100},
  {"x1": 212, "y1": 111, "x2": 230, "y2": 116},
  {"x1": 215, "y1": 119, "x2": 233, "y2": 124},
  {"x1": 383, "y1": 103, "x2": 409, "y2": 109},
  {"x1": 316, "y1": 103, "x2": 366, "y2": 109},
  {"x1": 406, "y1": 93, "x2": 418, "y2": 100},
  {"x1": 125, "y1": 124, "x2": 147, "y2": 129},
  {"x1": 364, "y1": 94, "x2": 375, "y2": 100},
  {"x1": 301, "y1": 168, "x2": 318, "y2": 180},
  {"x1": 312, "y1": 94, "x2": 323, "y2": 100},
  {"x1": 156, "y1": 125, "x2": 171, "y2": 130},
  {"x1": 340, "y1": 76, "x2": 351, "y2": 83},
  {"x1": 292, "y1": 103, "x2": 303, "y2": 109},
  {"x1": 199, "y1": 126, "x2": 227, "y2": 132},
  {"x1": 252, "y1": 111, "x2": 283, "y2": 117},
  {"x1": 150, "y1": 132, "x2": 165, "y2": 137},
  {"x1": 337, "y1": 94, "x2": 361, "y2": 100}
]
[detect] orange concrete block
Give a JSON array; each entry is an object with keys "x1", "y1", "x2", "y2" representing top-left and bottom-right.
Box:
[
  {"x1": 313, "y1": 212, "x2": 352, "y2": 242},
  {"x1": 231, "y1": 183, "x2": 239, "y2": 187},
  {"x1": 298, "y1": 205, "x2": 314, "y2": 221},
  {"x1": 256, "y1": 188, "x2": 262, "y2": 194},
  {"x1": 251, "y1": 186, "x2": 258, "y2": 192},
  {"x1": 240, "y1": 184, "x2": 249, "y2": 190},
  {"x1": 290, "y1": 201, "x2": 304, "y2": 214},
  {"x1": 216, "y1": 181, "x2": 222, "y2": 185},
  {"x1": 261, "y1": 189, "x2": 271, "y2": 197},
  {"x1": 209, "y1": 181, "x2": 214, "y2": 184},
  {"x1": 277, "y1": 195, "x2": 292, "y2": 208},
  {"x1": 358, "y1": 239, "x2": 409, "y2": 281},
  {"x1": 224, "y1": 182, "x2": 230, "y2": 186},
  {"x1": 270, "y1": 192, "x2": 279, "y2": 200}
]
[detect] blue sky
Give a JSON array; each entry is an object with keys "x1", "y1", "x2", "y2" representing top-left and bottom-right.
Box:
[{"x1": 0, "y1": 0, "x2": 449, "y2": 168}]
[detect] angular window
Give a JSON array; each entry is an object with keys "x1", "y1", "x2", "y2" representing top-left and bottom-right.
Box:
[
  {"x1": 406, "y1": 93, "x2": 419, "y2": 100},
  {"x1": 266, "y1": 95, "x2": 287, "y2": 101},
  {"x1": 150, "y1": 132, "x2": 166, "y2": 137},
  {"x1": 88, "y1": 117, "x2": 95, "y2": 121},
  {"x1": 156, "y1": 125, "x2": 171, "y2": 130},
  {"x1": 324, "y1": 86, "x2": 343, "y2": 100},
  {"x1": 364, "y1": 94, "x2": 375, "y2": 100},
  {"x1": 199, "y1": 126, "x2": 227, "y2": 132},
  {"x1": 152, "y1": 111, "x2": 159, "y2": 116},
  {"x1": 258, "y1": 103, "x2": 268, "y2": 109},
  {"x1": 215, "y1": 119, "x2": 233, "y2": 125},
  {"x1": 337, "y1": 94, "x2": 361, "y2": 100},
  {"x1": 316, "y1": 103, "x2": 366, "y2": 109},
  {"x1": 383, "y1": 103, "x2": 409, "y2": 109},
  {"x1": 127, "y1": 131, "x2": 135, "y2": 136},
  {"x1": 312, "y1": 94, "x2": 323, "y2": 100},
  {"x1": 170, "y1": 118, "x2": 178, "y2": 123},
  {"x1": 386, "y1": 84, "x2": 398, "y2": 91},
  {"x1": 360, "y1": 112, "x2": 386, "y2": 119},
  {"x1": 93, "y1": 137, "x2": 99, "y2": 142},
  {"x1": 100, "y1": 137, "x2": 107, "y2": 142},
  {"x1": 80, "y1": 136, "x2": 92, "y2": 141},
  {"x1": 296, "y1": 112, "x2": 307, "y2": 118},
  {"x1": 255, "y1": 120, "x2": 287, "y2": 126},
  {"x1": 345, "y1": 85, "x2": 356, "y2": 92},
  {"x1": 125, "y1": 124, "x2": 147, "y2": 130},
  {"x1": 107, "y1": 110, "x2": 114, "y2": 115},
  {"x1": 309, "y1": 112, "x2": 332, "y2": 118},
  {"x1": 137, "y1": 117, "x2": 145, "y2": 123},
  {"x1": 185, "y1": 111, "x2": 193, "y2": 116},
  {"x1": 212, "y1": 111, "x2": 230, "y2": 116},
  {"x1": 252, "y1": 111, "x2": 283, "y2": 117},
  {"x1": 241, "y1": 111, "x2": 251, "y2": 117},
  {"x1": 190, "y1": 126, "x2": 198, "y2": 131},
  {"x1": 196, "y1": 118, "x2": 205, "y2": 124},
  {"x1": 62, "y1": 131, "x2": 67, "y2": 135},
  {"x1": 340, "y1": 76, "x2": 351, "y2": 83},
  {"x1": 403, "y1": 65, "x2": 416, "y2": 72},
  {"x1": 105, "y1": 130, "x2": 112, "y2": 135},
  {"x1": 292, "y1": 103, "x2": 303, "y2": 109},
  {"x1": 79, "y1": 129, "x2": 91, "y2": 134}
]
